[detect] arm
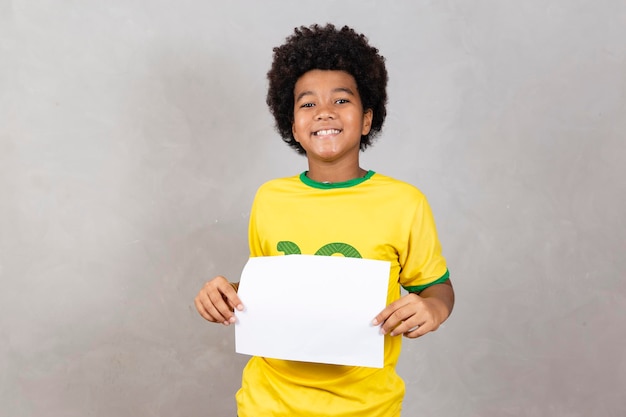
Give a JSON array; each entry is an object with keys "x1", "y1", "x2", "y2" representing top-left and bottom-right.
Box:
[
  {"x1": 373, "y1": 279, "x2": 454, "y2": 338},
  {"x1": 194, "y1": 276, "x2": 243, "y2": 326}
]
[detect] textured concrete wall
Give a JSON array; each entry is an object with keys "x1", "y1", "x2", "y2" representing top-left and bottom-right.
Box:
[{"x1": 1, "y1": 1, "x2": 625, "y2": 416}]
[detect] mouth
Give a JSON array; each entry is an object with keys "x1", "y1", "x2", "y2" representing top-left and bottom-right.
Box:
[{"x1": 313, "y1": 129, "x2": 342, "y2": 136}]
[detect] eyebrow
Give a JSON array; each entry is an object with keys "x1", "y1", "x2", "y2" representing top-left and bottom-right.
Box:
[{"x1": 295, "y1": 87, "x2": 356, "y2": 103}]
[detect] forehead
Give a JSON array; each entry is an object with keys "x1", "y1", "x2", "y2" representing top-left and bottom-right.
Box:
[{"x1": 294, "y1": 69, "x2": 359, "y2": 95}]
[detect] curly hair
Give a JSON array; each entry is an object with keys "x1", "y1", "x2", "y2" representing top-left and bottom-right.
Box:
[{"x1": 266, "y1": 24, "x2": 388, "y2": 154}]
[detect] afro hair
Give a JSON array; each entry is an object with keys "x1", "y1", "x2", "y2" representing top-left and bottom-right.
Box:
[{"x1": 266, "y1": 24, "x2": 388, "y2": 154}]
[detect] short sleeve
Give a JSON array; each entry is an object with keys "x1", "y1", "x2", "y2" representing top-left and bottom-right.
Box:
[
  {"x1": 248, "y1": 189, "x2": 264, "y2": 257},
  {"x1": 399, "y1": 195, "x2": 449, "y2": 292}
]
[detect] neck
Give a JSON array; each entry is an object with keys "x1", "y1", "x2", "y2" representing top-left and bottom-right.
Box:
[{"x1": 305, "y1": 161, "x2": 367, "y2": 183}]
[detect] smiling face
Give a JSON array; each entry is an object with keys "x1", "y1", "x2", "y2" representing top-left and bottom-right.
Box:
[{"x1": 292, "y1": 70, "x2": 373, "y2": 168}]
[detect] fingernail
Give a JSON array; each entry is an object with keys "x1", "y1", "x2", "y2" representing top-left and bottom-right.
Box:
[
  {"x1": 229, "y1": 316, "x2": 236, "y2": 323},
  {"x1": 371, "y1": 319, "x2": 379, "y2": 326},
  {"x1": 236, "y1": 304, "x2": 244, "y2": 311}
]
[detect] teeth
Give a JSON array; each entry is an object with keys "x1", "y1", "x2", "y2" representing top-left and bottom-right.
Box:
[{"x1": 315, "y1": 129, "x2": 340, "y2": 136}]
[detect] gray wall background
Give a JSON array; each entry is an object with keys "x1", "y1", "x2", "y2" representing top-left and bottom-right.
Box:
[{"x1": 1, "y1": 0, "x2": 625, "y2": 416}]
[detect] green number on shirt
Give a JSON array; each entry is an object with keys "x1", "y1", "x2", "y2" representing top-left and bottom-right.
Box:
[{"x1": 277, "y1": 241, "x2": 361, "y2": 258}]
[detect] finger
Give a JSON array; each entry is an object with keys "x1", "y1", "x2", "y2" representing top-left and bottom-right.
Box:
[
  {"x1": 194, "y1": 295, "x2": 221, "y2": 323},
  {"x1": 381, "y1": 296, "x2": 427, "y2": 335},
  {"x1": 195, "y1": 284, "x2": 232, "y2": 324},
  {"x1": 379, "y1": 306, "x2": 414, "y2": 335},
  {"x1": 205, "y1": 300, "x2": 232, "y2": 325},
  {"x1": 403, "y1": 322, "x2": 433, "y2": 339},
  {"x1": 194, "y1": 296, "x2": 214, "y2": 322},
  {"x1": 372, "y1": 298, "x2": 408, "y2": 326},
  {"x1": 207, "y1": 288, "x2": 237, "y2": 324},
  {"x1": 390, "y1": 317, "x2": 426, "y2": 336},
  {"x1": 403, "y1": 325, "x2": 425, "y2": 339},
  {"x1": 222, "y1": 285, "x2": 244, "y2": 312},
  {"x1": 372, "y1": 309, "x2": 391, "y2": 327}
]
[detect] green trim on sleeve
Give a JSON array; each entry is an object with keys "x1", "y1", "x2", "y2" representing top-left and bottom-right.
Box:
[
  {"x1": 402, "y1": 269, "x2": 450, "y2": 293},
  {"x1": 299, "y1": 170, "x2": 375, "y2": 189}
]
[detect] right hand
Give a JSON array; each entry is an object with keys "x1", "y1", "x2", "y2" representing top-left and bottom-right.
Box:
[{"x1": 194, "y1": 276, "x2": 243, "y2": 326}]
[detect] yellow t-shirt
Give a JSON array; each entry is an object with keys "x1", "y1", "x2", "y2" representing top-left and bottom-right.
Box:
[{"x1": 236, "y1": 171, "x2": 449, "y2": 417}]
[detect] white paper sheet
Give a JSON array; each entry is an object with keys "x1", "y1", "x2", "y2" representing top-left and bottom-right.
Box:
[{"x1": 234, "y1": 255, "x2": 390, "y2": 368}]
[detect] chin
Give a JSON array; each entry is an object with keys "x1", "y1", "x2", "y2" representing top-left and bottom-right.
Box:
[{"x1": 315, "y1": 150, "x2": 341, "y2": 160}]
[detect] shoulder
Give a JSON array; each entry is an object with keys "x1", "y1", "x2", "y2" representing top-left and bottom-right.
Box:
[
  {"x1": 368, "y1": 172, "x2": 427, "y2": 202},
  {"x1": 254, "y1": 174, "x2": 302, "y2": 198},
  {"x1": 258, "y1": 174, "x2": 300, "y2": 189}
]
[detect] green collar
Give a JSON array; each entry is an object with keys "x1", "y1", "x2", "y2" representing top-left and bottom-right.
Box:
[{"x1": 299, "y1": 170, "x2": 375, "y2": 189}]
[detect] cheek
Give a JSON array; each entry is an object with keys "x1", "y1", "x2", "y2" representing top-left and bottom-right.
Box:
[
  {"x1": 292, "y1": 119, "x2": 304, "y2": 142},
  {"x1": 291, "y1": 123, "x2": 302, "y2": 143}
]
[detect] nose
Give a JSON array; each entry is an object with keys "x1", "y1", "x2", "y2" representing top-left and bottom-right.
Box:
[{"x1": 314, "y1": 103, "x2": 336, "y2": 120}]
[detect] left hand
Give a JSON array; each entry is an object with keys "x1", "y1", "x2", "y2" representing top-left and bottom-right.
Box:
[{"x1": 372, "y1": 292, "x2": 448, "y2": 338}]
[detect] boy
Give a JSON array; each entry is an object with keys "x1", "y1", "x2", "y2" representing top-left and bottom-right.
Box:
[{"x1": 194, "y1": 24, "x2": 454, "y2": 417}]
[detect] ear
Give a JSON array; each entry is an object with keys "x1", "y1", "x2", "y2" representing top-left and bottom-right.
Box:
[{"x1": 361, "y1": 109, "x2": 373, "y2": 135}]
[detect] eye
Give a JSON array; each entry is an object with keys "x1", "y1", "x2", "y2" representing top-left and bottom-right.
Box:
[
  {"x1": 335, "y1": 98, "x2": 350, "y2": 104},
  {"x1": 300, "y1": 102, "x2": 315, "y2": 108}
]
